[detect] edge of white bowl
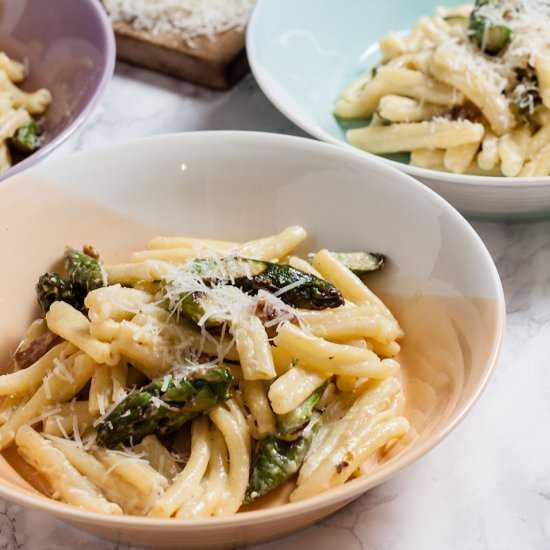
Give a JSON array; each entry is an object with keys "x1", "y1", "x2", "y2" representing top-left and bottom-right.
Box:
[
  {"x1": 0, "y1": 131, "x2": 506, "y2": 530},
  {"x1": 246, "y1": 0, "x2": 550, "y2": 190}
]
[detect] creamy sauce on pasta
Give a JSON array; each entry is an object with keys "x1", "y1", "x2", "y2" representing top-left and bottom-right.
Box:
[{"x1": 0, "y1": 176, "x2": 502, "y2": 509}]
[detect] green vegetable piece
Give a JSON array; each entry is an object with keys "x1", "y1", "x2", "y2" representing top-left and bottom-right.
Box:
[
  {"x1": 275, "y1": 384, "x2": 325, "y2": 440},
  {"x1": 514, "y1": 70, "x2": 542, "y2": 114},
  {"x1": 35, "y1": 246, "x2": 107, "y2": 315},
  {"x1": 164, "y1": 286, "x2": 241, "y2": 329},
  {"x1": 162, "y1": 257, "x2": 344, "y2": 329},
  {"x1": 10, "y1": 118, "x2": 39, "y2": 153},
  {"x1": 35, "y1": 272, "x2": 85, "y2": 315},
  {"x1": 96, "y1": 365, "x2": 233, "y2": 448},
  {"x1": 469, "y1": 0, "x2": 512, "y2": 55},
  {"x1": 244, "y1": 413, "x2": 320, "y2": 503},
  {"x1": 174, "y1": 290, "x2": 214, "y2": 327},
  {"x1": 193, "y1": 257, "x2": 344, "y2": 310},
  {"x1": 516, "y1": 87, "x2": 542, "y2": 114},
  {"x1": 331, "y1": 251, "x2": 385, "y2": 277},
  {"x1": 64, "y1": 246, "x2": 107, "y2": 292}
]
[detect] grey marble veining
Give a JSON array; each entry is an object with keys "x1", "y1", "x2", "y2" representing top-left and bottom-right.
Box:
[{"x1": 2, "y1": 63, "x2": 550, "y2": 550}]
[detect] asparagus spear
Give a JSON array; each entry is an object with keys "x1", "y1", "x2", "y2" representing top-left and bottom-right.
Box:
[
  {"x1": 240, "y1": 261, "x2": 344, "y2": 309},
  {"x1": 200, "y1": 257, "x2": 343, "y2": 309},
  {"x1": 35, "y1": 246, "x2": 107, "y2": 314},
  {"x1": 164, "y1": 285, "x2": 245, "y2": 329},
  {"x1": 164, "y1": 257, "x2": 343, "y2": 324},
  {"x1": 64, "y1": 246, "x2": 107, "y2": 291},
  {"x1": 10, "y1": 118, "x2": 39, "y2": 153},
  {"x1": 514, "y1": 69, "x2": 542, "y2": 115},
  {"x1": 35, "y1": 272, "x2": 85, "y2": 314},
  {"x1": 245, "y1": 385, "x2": 325, "y2": 503},
  {"x1": 275, "y1": 384, "x2": 325, "y2": 440},
  {"x1": 331, "y1": 251, "x2": 385, "y2": 277},
  {"x1": 469, "y1": 0, "x2": 512, "y2": 55},
  {"x1": 244, "y1": 412, "x2": 320, "y2": 503},
  {"x1": 96, "y1": 365, "x2": 233, "y2": 448}
]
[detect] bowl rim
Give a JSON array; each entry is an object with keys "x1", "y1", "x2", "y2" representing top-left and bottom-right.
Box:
[
  {"x1": 246, "y1": 0, "x2": 550, "y2": 189},
  {"x1": 0, "y1": 0, "x2": 116, "y2": 183},
  {"x1": 0, "y1": 131, "x2": 506, "y2": 528}
]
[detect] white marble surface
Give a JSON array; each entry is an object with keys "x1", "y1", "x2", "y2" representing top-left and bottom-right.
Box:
[{"x1": 2, "y1": 62, "x2": 550, "y2": 550}]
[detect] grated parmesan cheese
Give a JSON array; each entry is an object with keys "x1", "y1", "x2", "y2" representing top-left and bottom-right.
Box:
[
  {"x1": 149, "y1": 395, "x2": 180, "y2": 412},
  {"x1": 27, "y1": 407, "x2": 62, "y2": 427},
  {"x1": 43, "y1": 377, "x2": 52, "y2": 400},
  {"x1": 53, "y1": 359, "x2": 75, "y2": 384},
  {"x1": 93, "y1": 389, "x2": 131, "y2": 428},
  {"x1": 441, "y1": 0, "x2": 550, "y2": 88},
  {"x1": 54, "y1": 415, "x2": 71, "y2": 441},
  {"x1": 101, "y1": 0, "x2": 256, "y2": 42}
]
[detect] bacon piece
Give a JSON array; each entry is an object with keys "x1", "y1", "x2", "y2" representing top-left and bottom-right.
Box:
[{"x1": 14, "y1": 330, "x2": 59, "y2": 369}]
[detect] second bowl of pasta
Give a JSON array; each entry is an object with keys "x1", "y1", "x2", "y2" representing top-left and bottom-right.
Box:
[
  {"x1": 247, "y1": 0, "x2": 550, "y2": 220},
  {"x1": 0, "y1": 131, "x2": 505, "y2": 548},
  {"x1": 0, "y1": 0, "x2": 115, "y2": 180}
]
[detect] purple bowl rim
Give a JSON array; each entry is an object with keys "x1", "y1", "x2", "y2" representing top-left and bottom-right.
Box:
[{"x1": 0, "y1": 0, "x2": 116, "y2": 182}]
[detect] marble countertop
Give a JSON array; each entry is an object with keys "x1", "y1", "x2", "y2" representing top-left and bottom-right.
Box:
[{"x1": 2, "y1": 63, "x2": 550, "y2": 550}]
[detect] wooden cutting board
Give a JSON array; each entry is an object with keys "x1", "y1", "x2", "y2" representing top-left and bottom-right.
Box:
[{"x1": 113, "y1": 21, "x2": 249, "y2": 90}]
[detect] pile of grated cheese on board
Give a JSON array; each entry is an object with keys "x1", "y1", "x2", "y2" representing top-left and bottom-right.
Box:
[{"x1": 102, "y1": 0, "x2": 256, "y2": 41}]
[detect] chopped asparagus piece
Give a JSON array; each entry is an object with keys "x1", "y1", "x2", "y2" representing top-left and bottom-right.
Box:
[
  {"x1": 514, "y1": 70, "x2": 541, "y2": 114},
  {"x1": 275, "y1": 384, "x2": 325, "y2": 440},
  {"x1": 64, "y1": 246, "x2": 107, "y2": 291},
  {"x1": 96, "y1": 366, "x2": 233, "y2": 448},
  {"x1": 10, "y1": 118, "x2": 39, "y2": 153},
  {"x1": 244, "y1": 413, "x2": 320, "y2": 503},
  {"x1": 193, "y1": 257, "x2": 344, "y2": 310},
  {"x1": 35, "y1": 246, "x2": 107, "y2": 314},
  {"x1": 35, "y1": 272, "x2": 85, "y2": 314},
  {"x1": 164, "y1": 285, "x2": 245, "y2": 329},
  {"x1": 162, "y1": 257, "x2": 344, "y2": 328},
  {"x1": 332, "y1": 251, "x2": 385, "y2": 276},
  {"x1": 469, "y1": 0, "x2": 512, "y2": 55}
]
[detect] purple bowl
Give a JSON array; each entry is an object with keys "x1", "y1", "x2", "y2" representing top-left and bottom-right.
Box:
[{"x1": 0, "y1": 0, "x2": 115, "y2": 181}]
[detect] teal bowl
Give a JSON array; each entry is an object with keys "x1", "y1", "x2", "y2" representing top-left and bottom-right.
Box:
[{"x1": 247, "y1": 0, "x2": 550, "y2": 221}]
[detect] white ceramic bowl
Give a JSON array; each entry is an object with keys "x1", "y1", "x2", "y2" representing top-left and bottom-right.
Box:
[
  {"x1": 0, "y1": 132, "x2": 505, "y2": 548},
  {"x1": 247, "y1": 0, "x2": 550, "y2": 221}
]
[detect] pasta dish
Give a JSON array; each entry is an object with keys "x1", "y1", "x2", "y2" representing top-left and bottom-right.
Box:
[
  {"x1": 0, "y1": 227, "x2": 409, "y2": 517},
  {"x1": 0, "y1": 52, "x2": 52, "y2": 172},
  {"x1": 335, "y1": 0, "x2": 550, "y2": 177}
]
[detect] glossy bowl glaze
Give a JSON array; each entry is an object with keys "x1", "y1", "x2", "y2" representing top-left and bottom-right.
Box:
[
  {"x1": 247, "y1": 0, "x2": 550, "y2": 220},
  {"x1": 0, "y1": 132, "x2": 505, "y2": 548},
  {"x1": 0, "y1": 0, "x2": 115, "y2": 181}
]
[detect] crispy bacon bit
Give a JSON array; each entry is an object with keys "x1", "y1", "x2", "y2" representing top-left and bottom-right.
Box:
[
  {"x1": 335, "y1": 460, "x2": 349, "y2": 474},
  {"x1": 448, "y1": 103, "x2": 480, "y2": 122},
  {"x1": 255, "y1": 297, "x2": 299, "y2": 327},
  {"x1": 82, "y1": 244, "x2": 100, "y2": 260},
  {"x1": 14, "y1": 330, "x2": 59, "y2": 369}
]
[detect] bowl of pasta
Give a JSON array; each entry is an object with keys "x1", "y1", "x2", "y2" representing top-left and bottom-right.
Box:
[
  {"x1": 247, "y1": 0, "x2": 550, "y2": 219},
  {"x1": 0, "y1": 0, "x2": 115, "y2": 180},
  {"x1": 0, "y1": 131, "x2": 505, "y2": 548}
]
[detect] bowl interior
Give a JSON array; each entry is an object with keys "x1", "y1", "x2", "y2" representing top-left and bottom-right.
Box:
[
  {"x1": 247, "y1": 0, "x2": 550, "y2": 213},
  {"x1": 0, "y1": 133, "x2": 505, "y2": 546},
  {"x1": 0, "y1": 0, "x2": 114, "y2": 180},
  {"x1": 248, "y1": 0, "x2": 456, "y2": 163}
]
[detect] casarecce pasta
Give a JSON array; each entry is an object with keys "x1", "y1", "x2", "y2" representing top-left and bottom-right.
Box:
[
  {"x1": 0, "y1": 52, "x2": 52, "y2": 172},
  {"x1": 336, "y1": 1, "x2": 550, "y2": 176},
  {"x1": 0, "y1": 228, "x2": 409, "y2": 517}
]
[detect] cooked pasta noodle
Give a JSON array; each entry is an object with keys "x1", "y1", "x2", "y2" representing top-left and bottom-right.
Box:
[
  {"x1": 0, "y1": 53, "x2": 51, "y2": 172},
  {"x1": 337, "y1": 0, "x2": 550, "y2": 176},
  {"x1": 0, "y1": 226, "x2": 410, "y2": 516}
]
